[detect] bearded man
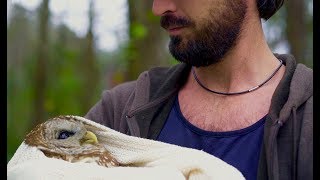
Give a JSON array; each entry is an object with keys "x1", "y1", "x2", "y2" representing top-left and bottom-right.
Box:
[{"x1": 86, "y1": 0, "x2": 313, "y2": 179}]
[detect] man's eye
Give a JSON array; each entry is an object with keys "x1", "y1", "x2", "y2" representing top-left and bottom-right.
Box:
[{"x1": 58, "y1": 131, "x2": 75, "y2": 139}]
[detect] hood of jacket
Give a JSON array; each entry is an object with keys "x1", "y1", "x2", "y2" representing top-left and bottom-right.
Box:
[{"x1": 268, "y1": 54, "x2": 312, "y2": 125}]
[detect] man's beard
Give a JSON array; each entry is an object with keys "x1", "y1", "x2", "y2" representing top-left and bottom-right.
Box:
[{"x1": 161, "y1": 1, "x2": 247, "y2": 67}]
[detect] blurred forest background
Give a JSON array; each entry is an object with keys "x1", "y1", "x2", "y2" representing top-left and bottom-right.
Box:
[{"x1": 7, "y1": 0, "x2": 313, "y2": 162}]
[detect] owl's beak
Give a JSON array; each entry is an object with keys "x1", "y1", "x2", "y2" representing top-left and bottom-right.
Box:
[{"x1": 80, "y1": 131, "x2": 98, "y2": 145}]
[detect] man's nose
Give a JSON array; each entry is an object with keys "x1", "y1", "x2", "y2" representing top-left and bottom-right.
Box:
[{"x1": 152, "y1": 0, "x2": 177, "y2": 16}]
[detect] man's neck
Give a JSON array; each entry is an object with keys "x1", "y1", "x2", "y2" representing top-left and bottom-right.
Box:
[
  {"x1": 193, "y1": 15, "x2": 282, "y2": 94},
  {"x1": 177, "y1": 6, "x2": 286, "y2": 131}
]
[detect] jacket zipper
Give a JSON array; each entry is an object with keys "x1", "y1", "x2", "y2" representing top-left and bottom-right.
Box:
[
  {"x1": 292, "y1": 106, "x2": 297, "y2": 180},
  {"x1": 269, "y1": 119, "x2": 282, "y2": 180}
]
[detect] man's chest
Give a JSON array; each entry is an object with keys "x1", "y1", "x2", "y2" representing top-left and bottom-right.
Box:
[
  {"x1": 178, "y1": 93, "x2": 271, "y2": 132},
  {"x1": 157, "y1": 97, "x2": 266, "y2": 180}
]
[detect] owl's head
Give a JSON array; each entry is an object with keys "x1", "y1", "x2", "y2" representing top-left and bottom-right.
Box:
[{"x1": 25, "y1": 116, "x2": 100, "y2": 154}]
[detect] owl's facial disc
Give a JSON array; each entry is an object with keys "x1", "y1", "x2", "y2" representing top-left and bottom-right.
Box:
[{"x1": 41, "y1": 119, "x2": 87, "y2": 148}]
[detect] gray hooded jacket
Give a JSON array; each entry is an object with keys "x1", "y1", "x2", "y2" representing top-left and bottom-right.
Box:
[{"x1": 85, "y1": 54, "x2": 313, "y2": 180}]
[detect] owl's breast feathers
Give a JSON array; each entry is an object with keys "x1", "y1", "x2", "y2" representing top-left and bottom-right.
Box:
[{"x1": 42, "y1": 147, "x2": 119, "y2": 167}]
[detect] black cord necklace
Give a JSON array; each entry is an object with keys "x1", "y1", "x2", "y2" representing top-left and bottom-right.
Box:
[{"x1": 192, "y1": 59, "x2": 283, "y2": 96}]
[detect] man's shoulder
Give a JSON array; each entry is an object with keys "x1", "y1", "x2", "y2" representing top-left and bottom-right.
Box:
[
  {"x1": 146, "y1": 63, "x2": 188, "y2": 79},
  {"x1": 102, "y1": 63, "x2": 188, "y2": 101},
  {"x1": 290, "y1": 63, "x2": 313, "y2": 97},
  {"x1": 108, "y1": 64, "x2": 185, "y2": 90},
  {"x1": 295, "y1": 63, "x2": 313, "y2": 76}
]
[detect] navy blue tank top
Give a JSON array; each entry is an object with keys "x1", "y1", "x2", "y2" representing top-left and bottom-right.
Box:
[{"x1": 157, "y1": 96, "x2": 265, "y2": 180}]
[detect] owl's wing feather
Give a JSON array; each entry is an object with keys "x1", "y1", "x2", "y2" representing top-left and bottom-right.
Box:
[{"x1": 8, "y1": 158, "x2": 186, "y2": 180}]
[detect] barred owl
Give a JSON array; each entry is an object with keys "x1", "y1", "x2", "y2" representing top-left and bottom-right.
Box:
[{"x1": 25, "y1": 115, "x2": 119, "y2": 167}]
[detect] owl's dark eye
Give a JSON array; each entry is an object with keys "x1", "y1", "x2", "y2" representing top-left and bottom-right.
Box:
[{"x1": 58, "y1": 130, "x2": 75, "y2": 140}]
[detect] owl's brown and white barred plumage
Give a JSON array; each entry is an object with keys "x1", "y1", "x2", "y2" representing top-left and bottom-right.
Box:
[{"x1": 25, "y1": 115, "x2": 119, "y2": 167}]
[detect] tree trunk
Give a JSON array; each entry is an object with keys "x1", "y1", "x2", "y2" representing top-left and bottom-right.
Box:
[
  {"x1": 33, "y1": 0, "x2": 49, "y2": 127},
  {"x1": 81, "y1": 0, "x2": 99, "y2": 113},
  {"x1": 126, "y1": 0, "x2": 170, "y2": 81},
  {"x1": 285, "y1": 0, "x2": 307, "y2": 64}
]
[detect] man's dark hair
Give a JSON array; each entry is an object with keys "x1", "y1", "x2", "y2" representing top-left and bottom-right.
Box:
[{"x1": 257, "y1": 0, "x2": 285, "y2": 20}]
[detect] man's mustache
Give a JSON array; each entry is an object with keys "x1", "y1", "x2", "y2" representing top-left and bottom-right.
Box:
[{"x1": 160, "y1": 14, "x2": 193, "y2": 30}]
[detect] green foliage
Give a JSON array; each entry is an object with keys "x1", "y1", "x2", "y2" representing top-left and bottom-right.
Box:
[
  {"x1": 131, "y1": 22, "x2": 148, "y2": 39},
  {"x1": 263, "y1": 1, "x2": 313, "y2": 68},
  {"x1": 169, "y1": 57, "x2": 179, "y2": 66},
  {"x1": 7, "y1": 4, "x2": 106, "y2": 162},
  {"x1": 7, "y1": 56, "x2": 35, "y2": 161},
  {"x1": 147, "y1": 10, "x2": 160, "y2": 23}
]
